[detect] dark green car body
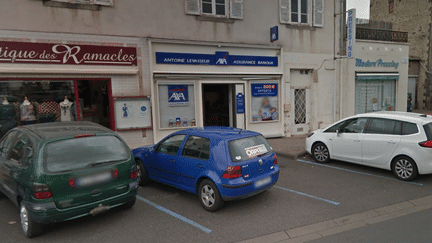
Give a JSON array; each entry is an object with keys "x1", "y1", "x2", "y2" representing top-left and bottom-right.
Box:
[{"x1": 0, "y1": 122, "x2": 138, "y2": 237}]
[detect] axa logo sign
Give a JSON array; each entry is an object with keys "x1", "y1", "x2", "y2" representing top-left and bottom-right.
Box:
[
  {"x1": 168, "y1": 85, "x2": 189, "y2": 107},
  {"x1": 215, "y1": 51, "x2": 229, "y2": 65}
]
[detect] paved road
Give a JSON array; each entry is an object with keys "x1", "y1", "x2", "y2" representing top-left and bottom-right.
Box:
[{"x1": 1, "y1": 156, "x2": 432, "y2": 242}]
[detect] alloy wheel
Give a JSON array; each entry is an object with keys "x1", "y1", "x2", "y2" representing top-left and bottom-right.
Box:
[
  {"x1": 201, "y1": 185, "x2": 215, "y2": 207},
  {"x1": 394, "y1": 159, "x2": 414, "y2": 179},
  {"x1": 20, "y1": 204, "x2": 29, "y2": 234},
  {"x1": 313, "y1": 144, "x2": 329, "y2": 162}
]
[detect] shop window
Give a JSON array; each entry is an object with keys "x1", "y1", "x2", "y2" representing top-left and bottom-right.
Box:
[
  {"x1": 186, "y1": 0, "x2": 243, "y2": 20},
  {"x1": 279, "y1": 0, "x2": 324, "y2": 27},
  {"x1": 0, "y1": 80, "x2": 77, "y2": 130},
  {"x1": 250, "y1": 82, "x2": 279, "y2": 123},
  {"x1": 158, "y1": 83, "x2": 196, "y2": 129},
  {"x1": 355, "y1": 79, "x2": 396, "y2": 114}
]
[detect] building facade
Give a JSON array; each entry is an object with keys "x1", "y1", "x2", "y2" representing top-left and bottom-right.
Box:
[{"x1": 369, "y1": 0, "x2": 430, "y2": 110}]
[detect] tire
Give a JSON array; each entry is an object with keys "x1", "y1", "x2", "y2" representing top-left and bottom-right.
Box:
[
  {"x1": 198, "y1": 179, "x2": 223, "y2": 212},
  {"x1": 392, "y1": 156, "x2": 418, "y2": 181},
  {"x1": 312, "y1": 142, "x2": 330, "y2": 163},
  {"x1": 121, "y1": 197, "x2": 136, "y2": 210},
  {"x1": 20, "y1": 202, "x2": 44, "y2": 238},
  {"x1": 136, "y1": 159, "x2": 150, "y2": 186}
]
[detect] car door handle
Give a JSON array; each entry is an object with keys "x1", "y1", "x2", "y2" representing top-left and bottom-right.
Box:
[
  {"x1": 354, "y1": 140, "x2": 361, "y2": 142},
  {"x1": 170, "y1": 159, "x2": 175, "y2": 163},
  {"x1": 197, "y1": 164, "x2": 203, "y2": 168},
  {"x1": 388, "y1": 141, "x2": 396, "y2": 144}
]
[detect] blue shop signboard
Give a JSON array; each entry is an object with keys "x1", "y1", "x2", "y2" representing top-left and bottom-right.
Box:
[
  {"x1": 251, "y1": 83, "x2": 278, "y2": 97},
  {"x1": 156, "y1": 51, "x2": 278, "y2": 67},
  {"x1": 168, "y1": 85, "x2": 189, "y2": 107}
]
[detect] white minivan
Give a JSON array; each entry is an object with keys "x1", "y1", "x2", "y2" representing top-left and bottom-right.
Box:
[{"x1": 306, "y1": 111, "x2": 432, "y2": 181}]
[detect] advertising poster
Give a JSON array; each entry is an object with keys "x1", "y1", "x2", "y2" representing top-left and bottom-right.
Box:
[
  {"x1": 168, "y1": 85, "x2": 189, "y2": 107},
  {"x1": 114, "y1": 97, "x2": 151, "y2": 130}
]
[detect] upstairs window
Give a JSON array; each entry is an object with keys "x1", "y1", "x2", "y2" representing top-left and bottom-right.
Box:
[
  {"x1": 186, "y1": 0, "x2": 243, "y2": 19},
  {"x1": 280, "y1": 0, "x2": 323, "y2": 27}
]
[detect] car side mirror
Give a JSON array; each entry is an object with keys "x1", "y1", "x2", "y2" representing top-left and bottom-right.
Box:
[
  {"x1": 149, "y1": 146, "x2": 155, "y2": 153},
  {"x1": 336, "y1": 129, "x2": 342, "y2": 135}
]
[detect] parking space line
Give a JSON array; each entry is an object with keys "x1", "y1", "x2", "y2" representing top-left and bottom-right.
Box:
[
  {"x1": 136, "y1": 195, "x2": 212, "y2": 233},
  {"x1": 275, "y1": 186, "x2": 340, "y2": 205},
  {"x1": 297, "y1": 159, "x2": 424, "y2": 186}
]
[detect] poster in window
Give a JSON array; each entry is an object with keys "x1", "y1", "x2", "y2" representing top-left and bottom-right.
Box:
[
  {"x1": 168, "y1": 85, "x2": 189, "y2": 107},
  {"x1": 251, "y1": 83, "x2": 279, "y2": 122},
  {"x1": 114, "y1": 97, "x2": 151, "y2": 130}
]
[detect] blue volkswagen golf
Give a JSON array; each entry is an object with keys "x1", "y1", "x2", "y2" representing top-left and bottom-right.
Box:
[{"x1": 132, "y1": 127, "x2": 279, "y2": 211}]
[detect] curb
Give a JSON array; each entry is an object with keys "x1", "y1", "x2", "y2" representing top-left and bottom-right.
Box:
[{"x1": 276, "y1": 151, "x2": 308, "y2": 160}]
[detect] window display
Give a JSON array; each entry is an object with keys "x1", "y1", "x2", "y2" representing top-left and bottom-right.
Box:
[
  {"x1": 159, "y1": 83, "x2": 196, "y2": 129},
  {"x1": 355, "y1": 78, "x2": 396, "y2": 114},
  {"x1": 113, "y1": 97, "x2": 151, "y2": 130},
  {"x1": 250, "y1": 82, "x2": 279, "y2": 122}
]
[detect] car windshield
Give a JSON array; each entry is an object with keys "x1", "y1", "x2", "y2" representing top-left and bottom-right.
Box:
[
  {"x1": 45, "y1": 136, "x2": 130, "y2": 173},
  {"x1": 228, "y1": 135, "x2": 273, "y2": 162}
]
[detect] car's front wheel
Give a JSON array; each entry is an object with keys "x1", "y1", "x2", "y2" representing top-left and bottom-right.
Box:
[
  {"x1": 136, "y1": 159, "x2": 150, "y2": 186},
  {"x1": 312, "y1": 142, "x2": 330, "y2": 163},
  {"x1": 20, "y1": 202, "x2": 44, "y2": 238},
  {"x1": 198, "y1": 180, "x2": 223, "y2": 212},
  {"x1": 392, "y1": 156, "x2": 418, "y2": 181}
]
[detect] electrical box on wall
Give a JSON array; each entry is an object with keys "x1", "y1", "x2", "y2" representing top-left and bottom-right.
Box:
[{"x1": 284, "y1": 103, "x2": 291, "y2": 112}]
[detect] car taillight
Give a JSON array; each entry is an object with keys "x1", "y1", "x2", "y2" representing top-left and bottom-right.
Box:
[
  {"x1": 32, "y1": 184, "x2": 52, "y2": 199},
  {"x1": 112, "y1": 168, "x2": 119, "y2": 178},
  {"x1": 222, "y1": 166, "x2": 242, "y2": 179},
  {"x1": 68, "y1": 178, "x2": 76, "y2": 188},
  {"x1": 419, "y1": 141, "x2": 432, "y2": 148},
  {"x1": 130, "y1": 164, "x2": 138, "y2": 179},
  {"x1": 273, "y1": 154, "x2": 278, "y2": 165},
  {"x1": 73, "y1": 134, "x2": 95, "y2": 138}
]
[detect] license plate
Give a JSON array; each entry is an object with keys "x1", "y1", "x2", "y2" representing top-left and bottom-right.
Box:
[
  {"x1": 76, "y1": 172, "x2": 112, "y2": 187},
  {"x1": 254, "y1": 176, "x2": 271, "y2": 188}
]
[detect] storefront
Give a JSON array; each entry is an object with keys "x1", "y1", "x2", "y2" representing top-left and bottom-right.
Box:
[
  {"x1": 340, "y1": 40, "x2": 409, "y2": 117},
  {"x1": 149, "y1": 40, "x2": 283, "y2": 142},
  {"x1": 0, "y1": 32, "x2": 151, "y2": 148}
]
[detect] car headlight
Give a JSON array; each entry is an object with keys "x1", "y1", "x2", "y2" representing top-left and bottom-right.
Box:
[{"x1": 307, "y1": 132, "x2": 314, "y2": 138}]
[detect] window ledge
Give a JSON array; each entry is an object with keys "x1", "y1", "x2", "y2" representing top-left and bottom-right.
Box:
[
  {"x1": 43, "y1": 1, "x2": 102, "y2": 10},
  {"x1": 283, "y1": 24, "x2": 316, "y2": 31},
  {"x1": 196, "y1": 16, "x2": 235, "y2": 23}
]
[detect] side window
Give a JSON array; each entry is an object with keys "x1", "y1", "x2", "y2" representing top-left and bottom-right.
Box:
[
  {"x1": 0, "y1": 131, "x2": 19, "y2": 160},
  {"x1": 156, "y1": 135, "x2": 186, "y2": 155},
  {"x1": 8, "y1": 133, "x2": 32, "y2": 167},
  {"x1": 341, "y1": 118, "x2": 368, "y2": 133},
  {"x1": 402, "y1": 122, "x2": 419, "y2": 135},
  {"x1": 324, "y1": 120, "x2": 347, "y2": 133},
  {"x1": 365, "y1": 118, "x2": 401, "y2": 135},
  {"x1": 181, "y1": 136, "x2": 211, "y2": 160}
]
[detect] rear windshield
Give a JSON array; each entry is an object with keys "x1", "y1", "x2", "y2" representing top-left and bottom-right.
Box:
[
  {"x1": 424, "y1": 122, "x2": 432, "y2": 140},
  {"x1": 228, "y1": 135, "x2": 273, "y2": 162},
  {"x1": 45, "y1": 136, "x2": 130, "y2": 173}
]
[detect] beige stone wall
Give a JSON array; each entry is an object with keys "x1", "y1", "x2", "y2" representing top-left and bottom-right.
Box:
[{"x1": 370, "y1": 0, "x2": 431, "y2": 109}]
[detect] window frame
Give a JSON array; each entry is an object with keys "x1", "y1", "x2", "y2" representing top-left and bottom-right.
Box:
[
  {"x1": 279, "y1": 0, "x2": 323, "y2": 27},
  {"x1": 186, "y1": 0, "x2": 243, "y2": 19}
]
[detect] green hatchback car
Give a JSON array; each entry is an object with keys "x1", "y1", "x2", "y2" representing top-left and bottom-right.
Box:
[{"x1": 0, "y1": 122, "x2": 138, "y2": 237}]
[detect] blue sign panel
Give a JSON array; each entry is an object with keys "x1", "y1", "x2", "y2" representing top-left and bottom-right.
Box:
[
  {"x1": 155, "y1": 51, "x2": 278, "y2": 67},
  {"x1": 251, "y1": 83, "x2": 278, "y2": 97},
  {"x1": 168, "y1": 85, "x2": 189, "y2": 107},
  {"x1": 270, "y1": 26, "x2": 278, "y2": 42},
  {"x1": 236, "y1": 93, "x2": 245, "y2": 114}
]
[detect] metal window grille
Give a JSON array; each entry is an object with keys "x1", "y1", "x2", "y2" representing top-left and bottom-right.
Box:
[{"x1": 294, "y1": 89, "x2": 306, "y2": 124}]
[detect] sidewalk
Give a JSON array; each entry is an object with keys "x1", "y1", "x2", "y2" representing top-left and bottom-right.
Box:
[{"x1": 266, "y1": 135, "x2": 308, "y2": 160}]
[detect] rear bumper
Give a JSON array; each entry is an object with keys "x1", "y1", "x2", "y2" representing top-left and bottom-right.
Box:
[
  {"x1": 220, "y1": 170, "x2": 279, "y2": 201},
  {"x1": 26, "y1": 183, "x2": 138, "y2": 224}
]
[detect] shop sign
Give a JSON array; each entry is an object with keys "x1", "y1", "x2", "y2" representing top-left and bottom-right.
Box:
[
  {"x1": 0, "y1": 41, "x2": 137, "y2": 66},
  {"x1": 251, "y1": 84, "x2": 278, "y2": 97},
  {"x1": 347, "y1": 9, "x2": 356, "y2": 58},
  {"x1": 236, "y1": 93, "x2": 245, "y2": 114},
  {"x1": 270, "y1": 26, "x2": 279, "y2": 42},
  {"x1": 356, "y1": 58, "x2": 399, "y2": 69},
  {"x1": 168, "y1": 85, "x2": 189, "y2": 107},
  {"x1": 156, "y1": 51, "x2": 278, "y2": 67}
]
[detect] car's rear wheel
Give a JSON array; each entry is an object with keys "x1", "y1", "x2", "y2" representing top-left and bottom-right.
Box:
[
  {"x1": 198, "y1": 180, "x2": 223, "y2": 212},
  {"x1": 20, "y1": 202, "x2": 44, "y2": 238},
  {"x1": 121, "y1": 197, "x2": 136, "y2": 210},
  {"x1": 312, "y1": 142, "x2": 330, "y2": 163},
  {"x1": 392, "y1": 156, "x2": 418, "y2": 181},
  {"x1": 136, "y1": 159, "x2": 150, "y2": 186}
]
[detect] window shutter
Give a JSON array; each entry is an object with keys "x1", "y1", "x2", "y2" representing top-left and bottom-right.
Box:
[
  {"x1": 313, "y1": 0, "x2": 324, "y2": 27},
  {"x1": 230, "y1": 0, "x2": 243, "y2": 19},
  {"x1": 185, "y1": 0, "x2": 201, "y2": 15},
  {"x1": 93, "y1": 0, "x2": 113, "y2": 6},
  {"x1": 279, "y1": 0, "x2": 291, "y2": 24}
]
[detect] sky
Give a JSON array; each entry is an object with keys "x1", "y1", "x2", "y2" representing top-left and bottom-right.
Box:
[{"x1": 346, "y1": 0, "x2": 370, "y2": 19}]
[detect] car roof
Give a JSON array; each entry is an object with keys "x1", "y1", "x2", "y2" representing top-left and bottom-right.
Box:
[
  {"x1": 353, "y1": 111, "x2": 432, "y2": 125},
  {"x1": 19, "y1": 121, "x2": 114, "y2": 140},
  {"x1": 176, "y1": 126, "x2": 261, "y2": 140}
]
